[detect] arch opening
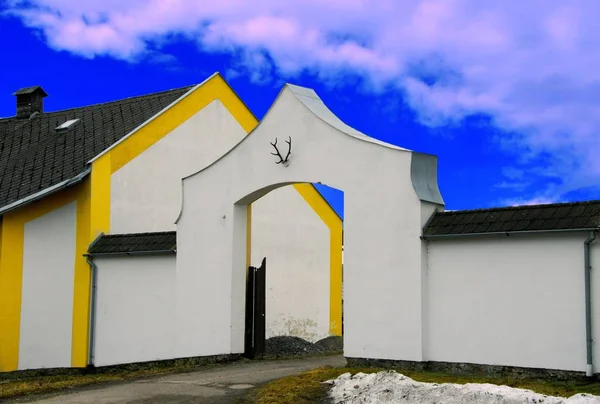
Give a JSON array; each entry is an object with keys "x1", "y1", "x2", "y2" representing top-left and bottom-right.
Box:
[{"x1": 233, "y1": 181, "x2": 344, "y2": 357}]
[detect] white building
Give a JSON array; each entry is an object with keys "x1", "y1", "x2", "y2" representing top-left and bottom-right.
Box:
[{"x1": 2, "y1": 73, "x2": 600, "y2": 379}]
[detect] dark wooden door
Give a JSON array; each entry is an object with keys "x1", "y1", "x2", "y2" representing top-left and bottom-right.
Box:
[{"x1": 244, "y1": 257, "x2": 266, "y2": 359}]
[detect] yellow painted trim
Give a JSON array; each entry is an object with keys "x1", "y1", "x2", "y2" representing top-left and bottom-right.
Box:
[
  {"x1": 0, "y1": 183, "x2": 88, "y2": 371},
  {"x1": 0, "y1": 217, "x2": 3, "y2": 283},
  {"x1": 293, "y1": 184, "x2": 343, "y2": 337},
  {"x1": 69, "y1": 153, "x2": 112, "y2": 367},
  {"x1": 89, "y1": 155, "x2": 112, "y2": 240},
  {"x1": 109, "y1": 74, "x2": 257, "y2": 175},
  {"x1": 0, "y1": 214, "x2": 24, "y2": 371}
]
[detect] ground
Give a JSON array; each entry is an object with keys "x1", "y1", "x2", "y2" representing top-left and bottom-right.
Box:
[
  {"x1": 3, "y1": 355, "x2": 345, "y2": 404},
  {"x1": 5, "y1": 349, "x2": 600, "y2": 403}
]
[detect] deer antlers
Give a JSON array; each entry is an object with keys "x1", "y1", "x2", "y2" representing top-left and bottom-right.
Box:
[{"x1": 270, "y1": 136, "x2": 292, "y2": 165}]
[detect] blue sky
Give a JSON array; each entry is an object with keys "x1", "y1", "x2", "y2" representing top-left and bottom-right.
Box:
[{"x1": 2, "y1": 1, "x2": 600, "y2": 218}]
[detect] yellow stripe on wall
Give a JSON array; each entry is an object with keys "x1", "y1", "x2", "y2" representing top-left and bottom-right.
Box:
[
  {"x1": 0, "y1": 217, "x2": 3, "y2": 275},
  {"x1": 70, "y1": 154, "x2": 112, "y2": 368},
  {"x1": 0, "y1": 215, "x2": 24, "y2": 371},
  {"x1": 293, "y1": 184, "x2": 343, "y2": 337}
]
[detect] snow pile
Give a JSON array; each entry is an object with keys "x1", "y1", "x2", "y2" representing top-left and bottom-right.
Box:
[{"x1": 325, "y1": 371, "x2": 600, "y2": 404}]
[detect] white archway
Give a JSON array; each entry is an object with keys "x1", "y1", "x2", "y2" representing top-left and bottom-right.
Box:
[{"x1": 175, "y1": 84, "x2": 444, "y2": 363}]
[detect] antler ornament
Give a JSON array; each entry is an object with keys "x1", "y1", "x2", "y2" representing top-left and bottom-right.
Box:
[{"x1": 270, "y1": 136, "x2": 292, "y2": 166}]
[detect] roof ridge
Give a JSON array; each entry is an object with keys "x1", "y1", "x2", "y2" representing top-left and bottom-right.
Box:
[
  {"x1": 0, "y1": 84, "x2": 195, "y2": 121},
  {"x1": 438, "y1": 199, "x2": 600, "y2": 215}
]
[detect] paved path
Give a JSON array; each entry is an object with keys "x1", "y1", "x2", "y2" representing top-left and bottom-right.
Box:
[{"x1": 7, "y1": 355, "x2": 346, "y2": 404}]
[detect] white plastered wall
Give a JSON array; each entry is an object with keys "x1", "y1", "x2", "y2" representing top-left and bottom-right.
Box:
[
  {"x1": 251, "y1": 187, "x2": 330, "y2": 342},
  {"x1": 109, "y1": 93, "x2": 335, "y2": 347},
  {"x1": 419, "y1": 201, "x2": 441, "y2": 361},
  {"x1": 93, "y1": 255, "x2": 176, "y2": 367},
  {"x1": 19, "y1": 202, "x2": 77, "y2": 370},
  {"x1": 426, "y1": 232, "x2": 587, "y2": 372},
  {"x1": 110, "y1": 99, "x2": 248, "y2": 234},
  {"x1": 176, "y1": 84, "x2": 434, "y2": 362}
]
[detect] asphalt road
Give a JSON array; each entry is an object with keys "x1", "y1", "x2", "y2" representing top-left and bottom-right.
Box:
[{"x1": 6, "y1": 355, "x2": 346, "y2": 404}]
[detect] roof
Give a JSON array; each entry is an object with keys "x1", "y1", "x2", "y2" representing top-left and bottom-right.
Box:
[
  {"x1": 0, "y1": 85, "x2": 193, "y2": 210},
  {"x1": 423, "y1": 200, "x2": 600, "y2": 237},
  {"x1": 13, "y1": 86, "x2": 48, "y2": 96},
  {"x1": 88, "y1": 231, "x2": 176, "y2": 255}
]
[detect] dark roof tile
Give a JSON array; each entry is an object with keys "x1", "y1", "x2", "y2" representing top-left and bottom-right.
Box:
[
  {"x1": 498, "y1": 210, "x2": 516, "y2": 221},
  {"x1": 539, "y1": 207, "x2": 558, "y2": 219},
  {"x1": 472, "y1": 211, "x2": 490, "y2": 223},
  {"x1": 570, "y1": 205, "x2": 587, "y2": 217},
  {"x1": 462, "y1": 223, "x2": 478, "y2": 233},
  {"x1": 512, "y1": 220, "x2": 531, "y2": 232},
  {"x1": 524, "y1": 208, "x2": 543, "y2": 220},
  {"x1": 424, "y1": 200, "x2": 600, "y2": 237},
  {"x1": 572, "y1": 216, "x2": 591, "y2": 228},
  {"x1": 88, "y1": 231, "x2": 177, "y2": 255},
  {"x1": 473, "y1": 222, "x2": 492, "y2": 233}
]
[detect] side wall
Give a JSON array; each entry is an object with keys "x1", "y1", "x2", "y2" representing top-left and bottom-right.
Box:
[
  {"x1": 93, "y1": 255, "x2": 176, "y2": 367},
  {"x1": 18, "y1": 202, "x2": 78, "y2": 370},
  {"x1": 252, "y1": 186, "x2": 331, "y2": 342},
  {"x1": 427, "y1": 233, "x2": 587, "y2": 372}
]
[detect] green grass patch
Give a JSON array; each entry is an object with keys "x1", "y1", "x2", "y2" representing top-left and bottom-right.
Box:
[{"x1": 251, "y1": 366, "x2": 600, "y2": 404}]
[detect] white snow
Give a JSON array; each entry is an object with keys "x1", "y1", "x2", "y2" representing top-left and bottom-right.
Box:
[{"x1": 325, "y1": 371, "x2": 600, "y2": 404}]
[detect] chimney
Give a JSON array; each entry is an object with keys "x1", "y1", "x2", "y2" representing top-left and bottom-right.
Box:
[{"x1": 13, "y1": 86, "x2": 48, "y2": 119}]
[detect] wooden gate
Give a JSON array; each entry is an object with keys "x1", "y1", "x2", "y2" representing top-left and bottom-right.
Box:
[{"x1": 244, "y1": 257, "x2": 266, "y2": 359}]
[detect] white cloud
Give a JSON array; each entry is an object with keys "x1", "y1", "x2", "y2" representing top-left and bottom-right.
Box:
[
  {"x1": 503, "y1": 197, "x2": 559, "y2": 208},
  {"x1": 4, "y1": 0, "x2": 600, "y2": 202}
]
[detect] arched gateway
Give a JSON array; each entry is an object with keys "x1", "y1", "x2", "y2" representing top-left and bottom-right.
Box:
[{"x1": 175, "y1": 84, "x2": 444, "y2": 363}]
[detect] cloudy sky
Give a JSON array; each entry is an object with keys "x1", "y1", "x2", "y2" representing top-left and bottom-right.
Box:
[{"x1": 1, "y1": 0, "x2": 599, "y2": 215}]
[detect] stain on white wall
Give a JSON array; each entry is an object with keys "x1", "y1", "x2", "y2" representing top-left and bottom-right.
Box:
[
  {"x1": 93, "y1": 255, "x2": 175, "y2": 367},
  {"x1": 19, "y1": 202, "x2": 77, "y2": 370},
  {"x1": 427, "y1": 233, "x2": 586, "y2": 372},
  {"x1": 110, "y1": 99, "x2": 247, "y2": 234},
  {"x1": 252, "y1": 186, "x2": 331, "y2": 342}
]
